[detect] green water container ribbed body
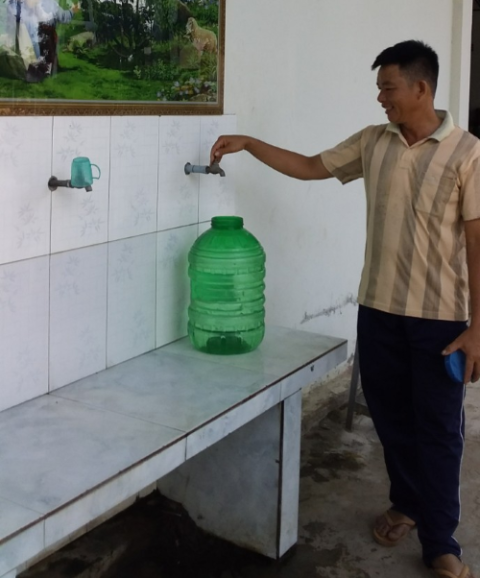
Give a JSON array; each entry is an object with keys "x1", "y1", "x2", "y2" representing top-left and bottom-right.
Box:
[{"x1": 188, "y1": 216, "x2": 266, "y2": 355}]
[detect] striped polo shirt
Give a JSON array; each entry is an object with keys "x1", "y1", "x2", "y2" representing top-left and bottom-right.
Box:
[{"x1": 321, "y1": 111, "x2": 480, "y2": 321}]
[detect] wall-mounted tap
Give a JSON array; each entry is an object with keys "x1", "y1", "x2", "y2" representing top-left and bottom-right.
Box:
[
  {"x1": 48, "y1": 177, "x2": 93, "y2": 192},
  {"x1": 184, "y1": 161, "x2": 226, "y2": 177},
  {"x1": 48, "y1": 157, "x2": 101, "y2": 193}
]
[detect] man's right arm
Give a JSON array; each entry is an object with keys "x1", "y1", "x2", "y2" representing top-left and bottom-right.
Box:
[{"x1": 210, "y1": 135, "x2": 333, "y2": 181}]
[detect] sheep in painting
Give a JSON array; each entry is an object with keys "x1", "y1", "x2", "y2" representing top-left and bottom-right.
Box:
[{"x1": 185, "y1": 17, "x2": 217, "y2": 55}]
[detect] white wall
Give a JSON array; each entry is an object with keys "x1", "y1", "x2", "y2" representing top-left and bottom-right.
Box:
[
  {"x1": 0, "y1": 0, "x2": 463, "y2": 412},
  {"x1": 470, "y1": 8, "x2": 480, "y2": 112},
  {"x1": 223, "y1": 0, "x2": 455, "y2": 358},
  {"x1": 450, "y1": 0, "x2": 472, "y2": 128},
  {"x1": 0, "y1": 114, "x2": 237, "y2": 412}
]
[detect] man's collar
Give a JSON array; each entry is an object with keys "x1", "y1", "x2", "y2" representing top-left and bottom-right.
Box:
[{"x1": 386, "y1": 110, "x2": 455, "y2": 142}]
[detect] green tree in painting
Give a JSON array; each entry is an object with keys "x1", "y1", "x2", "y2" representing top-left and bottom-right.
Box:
[
  {"x1": 88, "y1": 0, "x2": 155, "y2": 57},
  {"x1": 154, "y1": 0, "x2": 177, "y2": 37}
]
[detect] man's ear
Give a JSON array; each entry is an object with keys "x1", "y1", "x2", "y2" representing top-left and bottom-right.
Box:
[{"x1": 417, "y1": 80, "x2": 430, "y2": 99}]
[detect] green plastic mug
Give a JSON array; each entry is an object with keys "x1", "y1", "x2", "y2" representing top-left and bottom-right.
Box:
[{"x1": 71, "y1": 157, "x2": 101, "y2": 188}]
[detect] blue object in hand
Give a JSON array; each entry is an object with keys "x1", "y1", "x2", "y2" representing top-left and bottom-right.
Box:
[{"x1": 444, "y1": 350, "x2": 466, "y2": 384}]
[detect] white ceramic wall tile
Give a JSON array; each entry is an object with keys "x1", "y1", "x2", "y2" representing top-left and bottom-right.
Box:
[
  {"x1": 107, "y1": 234, "x2": 157, "y2": 367},
  {"x1": 156, "y1": 225, "x2": 197, "y2": 348},
  {"x1": 198, "y1": 221, "x2": 210, "y2": 236},
  {"x1": 198, "y1": 115, "x2": 237, "y2": 221},
  {"x1": 0, "y1": 257, "x2": 49, "y2": 412},
  {"x1": 49, "y1": 245, "x2": 108, "y2": 390},
  {"x1": 51, "y1": 117, "x2": 110, "y2": 253},
  {"x1": 0, "y1": 117, "x2": 52, "y2": 265},
  {"x1": 109, "y1": 117, "x2": 159, "y2": 241},
  {"x1": 158, "y1": 117, "x2": 200, "y2": 231}
]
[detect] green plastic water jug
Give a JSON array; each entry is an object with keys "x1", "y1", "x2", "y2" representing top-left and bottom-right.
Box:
[{"x1": 188, "y1": 216, "x2": 266, "y2": 354}]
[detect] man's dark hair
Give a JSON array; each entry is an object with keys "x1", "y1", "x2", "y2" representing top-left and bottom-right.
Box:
[{"x1": 372, "y1": 40, "x2": 439, "y2": 96}]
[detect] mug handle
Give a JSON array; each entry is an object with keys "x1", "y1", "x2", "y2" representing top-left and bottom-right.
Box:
[{"x1": 91, "y1": 164, "x2": 101, "y2": 180}]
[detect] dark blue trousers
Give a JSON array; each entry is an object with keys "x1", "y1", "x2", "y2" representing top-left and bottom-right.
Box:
[{"x1": 357, "y1": 305, "x2": 467, "y2": 566}]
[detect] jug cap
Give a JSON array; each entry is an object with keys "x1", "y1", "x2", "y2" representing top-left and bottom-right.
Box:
[{"x1": 211, "y1": 216, "x2": 243, "y2": 230}]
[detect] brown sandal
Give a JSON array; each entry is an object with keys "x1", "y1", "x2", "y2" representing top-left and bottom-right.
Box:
[
  {"x1": 372, "y1": 509, "x2": 416, "y2": 547},
  {"x1": 433, "y1": 565, "x2": 474, "y2": 578}
]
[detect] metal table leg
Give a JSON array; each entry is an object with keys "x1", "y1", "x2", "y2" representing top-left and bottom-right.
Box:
[{"x1": 345, "y1": 341, "x2": 361, "y2": 432}]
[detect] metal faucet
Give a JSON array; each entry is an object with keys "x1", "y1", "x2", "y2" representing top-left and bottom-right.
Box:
[
  {"x1": 184, "y1": 162, "x2": 226, "y2": 177},
  {"x1": 48, "y1": 177, "x2": 93, "y2": 192}
]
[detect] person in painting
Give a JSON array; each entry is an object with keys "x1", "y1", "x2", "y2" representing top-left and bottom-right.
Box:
[
  {"x1": 1, "y1": 0, "x2": 78, "y2": 81},
  {"x1": 209, "y1": 40, "x2": 480, "y2": 578}
]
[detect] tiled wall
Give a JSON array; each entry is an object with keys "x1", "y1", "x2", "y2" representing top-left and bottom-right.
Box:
[{"x1": 0, "y1": 114, "x2": 237, "y2": 413}]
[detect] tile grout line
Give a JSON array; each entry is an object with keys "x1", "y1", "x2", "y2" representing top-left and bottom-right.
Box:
[
  {"x1": 47, "y1": 117, "x2": 55, "y2": 394},
  {"x1": 105, "y1": 116, "x2": 113, "y2": 370},
  {"x1": 155, "y1": 117, "x2": 161, "y2": 349},
  {"x1": 197, "y1": 117, "x2": 202, "y2": 229}
]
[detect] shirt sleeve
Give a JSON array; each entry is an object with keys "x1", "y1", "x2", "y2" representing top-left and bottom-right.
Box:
[
  {"x1": 320, "y1": 128, "x2": 365, "y2": 185},
  {"x1": 460, "y1": 145, "x2": 480, "y2": 221}
]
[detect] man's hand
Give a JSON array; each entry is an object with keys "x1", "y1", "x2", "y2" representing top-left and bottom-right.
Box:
[
  {"x1": 448, "y1": 219, "x2": 480, "y2": 384},
  {"x1": 210, "y1": 134, "x2": 333, "y2": 181},
  {"x1": 442, "y1": 327, "x2": 480, "y2": 384},
  {"x1": 210, "y1": 135, "x2": 249, "y2": 164}
]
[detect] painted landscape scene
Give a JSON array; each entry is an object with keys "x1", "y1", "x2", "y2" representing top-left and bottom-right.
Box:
[{"x1": 0, "y1": 0, "x2": 220, "y2": 103}]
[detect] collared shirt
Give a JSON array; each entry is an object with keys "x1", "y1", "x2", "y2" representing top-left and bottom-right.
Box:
[{"x1": 321, "y1": 110, "x2": 480, "y2": 321}]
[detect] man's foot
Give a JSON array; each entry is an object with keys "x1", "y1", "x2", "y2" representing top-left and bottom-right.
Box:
[
  {"x1": 372, "y1": 509, "x2": 416, "y2": 547},
  {"x1": 432, "y1": 554, "x2": 476, "y2": 578}
]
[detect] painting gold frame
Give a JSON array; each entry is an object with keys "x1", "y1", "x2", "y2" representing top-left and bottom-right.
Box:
[{"x1": 0, "y1": 0, "x2": 225, "y2": 115}]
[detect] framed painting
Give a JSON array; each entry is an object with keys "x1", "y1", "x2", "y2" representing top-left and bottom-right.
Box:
[{"x1": 0, "y1": 0, "x2": 224, "y2": 115}]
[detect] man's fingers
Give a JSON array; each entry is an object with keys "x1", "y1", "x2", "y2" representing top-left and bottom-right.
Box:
[
  {"x1": 210, "y1": 135, "x2": 247, "y2": 165},
  {"x1": 442, "y1": 341, "x2": 459, "y2": 356},
  {"x1": 210, "y1": 138, "x2": 226, "y2": 164},
  {"x1": 210, "y1": 150, "x2": 222, "y2": 164},
  {"x1": 471, "y1": 361, "x2": 480, "y2": 383}
]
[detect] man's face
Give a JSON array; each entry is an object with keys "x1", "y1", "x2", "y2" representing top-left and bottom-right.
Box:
[{"x1": 376, "y1": 64, "x2": 420, "y2": 124}]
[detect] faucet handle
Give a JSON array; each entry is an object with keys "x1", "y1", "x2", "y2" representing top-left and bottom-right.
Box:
[{"x1": 208, "y1": 161, "x2": 226, "y2": 177}]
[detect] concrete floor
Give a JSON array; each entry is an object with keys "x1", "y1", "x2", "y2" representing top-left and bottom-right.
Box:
[
  {"x1": 23, "y1": 372, "x2": 480, "y2": 578},
  {"x1": 241, "y1": 379, "x2": 480, "y2": 578},
  {"x1": 217, "y1": 376, "x2": 480, "y2": 578}
]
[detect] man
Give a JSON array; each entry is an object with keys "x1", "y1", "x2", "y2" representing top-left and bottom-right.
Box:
[{"x1": 210, "y1": 40, "x2": 480, "y2": 578}]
